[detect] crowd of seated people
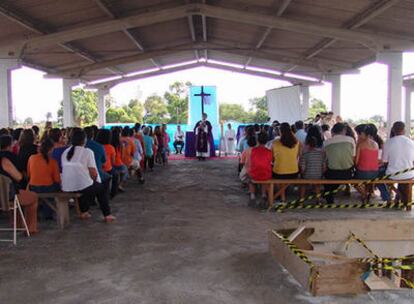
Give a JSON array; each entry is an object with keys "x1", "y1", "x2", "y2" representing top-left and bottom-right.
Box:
[
  {"x1": 0, "y1": 122, "x2": 170, "y2": 234},
  {"x1": 238, "y1": 118, "x2": 414, "y2": 209}
]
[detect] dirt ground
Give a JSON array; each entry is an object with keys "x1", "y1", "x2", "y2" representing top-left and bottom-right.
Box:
[{"x1": 0, "y1": 159, "x2": 413, "y2": 304}]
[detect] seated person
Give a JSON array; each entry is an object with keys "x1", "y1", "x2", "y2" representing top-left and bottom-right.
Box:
[
  {"x1": 27, "y1": 138, "x2": 61, "y2": 219},
  {"x1": 239, "y1": 136, "x2": 257, "y2": 189},
  {"x1": 96, "y1": 129, "x2": 118, "y2": 198},
  {"x1": 382, "y1": 121, "x2": 414, "y2": 203},
  {"x1": 299, "y1": 136, "x2": 326, "y2": 200},
  {"x1": 323, "y1": 123, "x2": 355, "y2": 204},
  {"x1": 61, "y1": 129, "x2": 115, "y2": 222},
  {"x1": 173, "y1": 125, "x2": 185, "y2": 154},
  {"x1": 0, "y1": 135, "x2": 38, "y2": 234},
  {"x1": 249, "y1": 132, "x2": 272, "y2": 208}
]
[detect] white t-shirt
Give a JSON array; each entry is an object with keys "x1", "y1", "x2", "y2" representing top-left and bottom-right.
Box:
[
  {"x1": 174, "y1": 130, "x2": 184, "y2": 141},
  {"x1": 61, "y1": 146, "x2": 100, "y2": 192},
  {"x1": 382, "y1": 135, "x2": 414, "y2": 180}
]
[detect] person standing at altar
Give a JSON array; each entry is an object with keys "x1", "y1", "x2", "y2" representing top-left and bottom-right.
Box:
[
  {"x1": 225, "y1": 123, "x2": 236, "y2": 155},
  {"x1": 195, "y1": 122, "x2": 209, "y2": 160},
  {"x1": 194, "y1": 113, "x2": 214, "y2": 157}
]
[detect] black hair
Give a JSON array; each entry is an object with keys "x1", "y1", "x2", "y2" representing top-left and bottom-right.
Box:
[
  {"x1": 367, "y1": 123, "x2": 383, "y2": 149},
  {"x1": 12, "y1": 128, "x2": 23, "y2": 141},
  {"x1": 392, "y1": 121, "x2": 405, "y2": 134},
  {"x1": 121, "y1": 126, "x2": 130, "y2": 137},
  {"x1": 294, "y1": 120, "x2": 304, "y2": 130},
  {"x1": 280, "y1": 122, "x2": 298, "y2": 148},
  {"x1": 321, "y1": 124, "x2": 329, "y2": 132},
  {"x1": 345, "y1": 124, "x2": 356, "y2": 141},
  {"x1": 354, "y1": 124, "x2": 367, "y2": 135},
  {"x1": 111, "y1": 128, "x2": 121, "y2": 149},
  {"x1": 331, "y1": 123, "x2": 346, "y2": 135},
  {"x1": 40, "y1": 138, "x2": 54, "y2": 163},
  {"x1": 133, "y1": 123, "x2": 141, "y2": 133},
  {"x1": 306, "y1": 125, "x2": 324, "y2": 148},
  {"x1": 0, "y1": 128, "x2": 9, "y2": 136},
  {"x1": 257, "y1": 132, "x2": 268, "y2": 145},
  {"x1": 0, "y1": 135, "x2": 12, "y2": 150},
  {"x1": 95, "y1": 129, "x2": 112, "y2": 145},
  {"x1": 66, "y1": 129, "x2": 86, "y2": 161},
  {"x1": 306, "y1": 136, "x2": 317, "y2": 148},
  {"x1": 31, "y1": 125, "x2": 40, "y2": 135},
  {"x1": 84, "y1": 126, "x2": 94, "y2": 139},
  {"x1": 247, "y1": 136, "x2": 257, "y2": 147},
  {"x1": 48, "y1": 128, "x2": 62, "y2": 143},
  {"x1": 19, "y1": 129, "x2": 35, "y2": 149}
]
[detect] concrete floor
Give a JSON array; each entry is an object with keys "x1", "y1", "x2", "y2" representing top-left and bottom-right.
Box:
[{"x1": 1, "y1": 159, "x2": 414, "y2": 304}]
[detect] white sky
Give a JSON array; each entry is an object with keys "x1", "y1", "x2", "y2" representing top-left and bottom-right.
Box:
[{"x1": 10, "y1": 53, "x2": 414, "y2": 122}]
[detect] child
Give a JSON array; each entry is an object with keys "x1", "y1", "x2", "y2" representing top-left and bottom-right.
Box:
[
  {"x1": 249, "y1": 132, "x2": 272, "y2": 208},
  {"x1": 299, "y1": 136, "x2": 326, "y2": 200}
]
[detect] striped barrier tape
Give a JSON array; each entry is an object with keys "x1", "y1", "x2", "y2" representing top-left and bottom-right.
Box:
[
  {"x1": 273, "y1": 201, "x2": 407, "y2": 213},
  {"x1": 268, "y1": 166, "x2": 414, "y2": 212},
  {"x1": 347, "y1": 232, "x2": 414, "y2": 289},
  {"x1": 271, "y1": 230, "x2": 319, "y2": 289}
]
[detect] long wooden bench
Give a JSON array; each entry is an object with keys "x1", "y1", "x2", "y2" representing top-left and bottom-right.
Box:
[
  {"x1": 37, "y1": 192, "x2": 81, "y2": 229},
  {"x1": 253, "y1": 179, "x2": 414, "y2": 210}
]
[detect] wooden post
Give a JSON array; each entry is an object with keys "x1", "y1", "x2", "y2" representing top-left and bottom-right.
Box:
[{"x1": 55, "y1": 198, "x2": 70, "y2": 230}]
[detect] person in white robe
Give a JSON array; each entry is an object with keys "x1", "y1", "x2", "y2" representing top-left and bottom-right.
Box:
[{"x1": 224, "y1": 123, "x2": 236, "y2": 155}]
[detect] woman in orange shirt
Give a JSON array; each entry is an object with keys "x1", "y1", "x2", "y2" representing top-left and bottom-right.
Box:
[
  {"x1": 111, "y1": 128, "x2": 128, "y2": 192},
  {"x1": 27, "y1": 138, "x2": 61, "y2": 220}
]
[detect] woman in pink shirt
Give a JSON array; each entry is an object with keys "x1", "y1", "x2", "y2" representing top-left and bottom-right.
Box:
[{"x1": 355, "y1": 124, "x2": 379, "y2": 200}]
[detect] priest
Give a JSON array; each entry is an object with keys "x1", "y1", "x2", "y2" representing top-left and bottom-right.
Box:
[{"x1": 194, "y1": 113, "x2": 215, "y2": 158}]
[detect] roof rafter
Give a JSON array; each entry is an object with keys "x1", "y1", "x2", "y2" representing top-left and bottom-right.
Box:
[
  {"x1": 243, "y1": 0, "x2": 293, "y2": 67},
  {"x1": 92, "y1": 0, "x2": 161, "y2": 68},
  {"x1": 2, "y1": 2, "x2": 413, "y2": 60},
  {"x1": 285, "y1": 0, "x2": 401, "y2": 72},
  {"x1": 0, "y1": 2, "x2": 123, "y2": 76},
  {"x1": 47, "y1": 41, "x2": 352, "y2": 79},
  {"x1": 87, "y1": 60, "x2": 319, "y2": 89}
]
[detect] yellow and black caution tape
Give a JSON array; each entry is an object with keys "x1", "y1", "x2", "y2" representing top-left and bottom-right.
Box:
[
  {"x1": 271, "y1": 230, "x2": 319, "y2": 288},
  {"x1": 268, "y1": 166, "x2": 414, "y2": 212},
  {"x1": 347, "y1": 232, "x2": 414, "y2": 289},
  {"x1": 273, "y1": 201, "x2": 406, "y2": 213},
  {"x1": 359, "y1": 255, "x2": 414, "y2": 264}
]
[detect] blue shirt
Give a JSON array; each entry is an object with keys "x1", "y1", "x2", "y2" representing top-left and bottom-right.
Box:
[
  {"x1": 52, "y1": 146, "x2": 68, "y2": 172},
  {"x1": 86, "y1": 139, "x2": 106, "y2": 179},
  {"x1": 143, "y1": 135, "x2": 154, "y2": 157},
  {"x1": 295, "y1": 129, "x2": 307, "y2": 144}
]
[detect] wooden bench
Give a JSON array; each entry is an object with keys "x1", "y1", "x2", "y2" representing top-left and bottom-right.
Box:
[
  {"x1": 253, "y1": 179, "x2": 414, "y2": 210},
  {"x1": 37, "y1": 192, "x2": 81, "y2": 229}
]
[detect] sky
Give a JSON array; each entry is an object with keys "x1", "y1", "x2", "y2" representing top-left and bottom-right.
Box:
[{"x1": 10, "y1": 53, "x2": 414, "y2": 122}]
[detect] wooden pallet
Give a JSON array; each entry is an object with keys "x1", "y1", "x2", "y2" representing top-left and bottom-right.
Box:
[{"x1": 268, "y1": 219, "x2": 414, "y2": 296}]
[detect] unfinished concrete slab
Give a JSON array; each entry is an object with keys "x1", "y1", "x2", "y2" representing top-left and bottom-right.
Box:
[{"x1": 0, "y1": 159, "x2": 413, "y2": 303}]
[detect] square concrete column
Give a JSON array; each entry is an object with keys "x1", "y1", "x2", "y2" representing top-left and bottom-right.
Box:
[
  {"x1": 326, "y1": 74, "x2": 341, "y2": 116},
  {"x1": 377, "y1": 51, "x2": 403, "y2": 132},
  {"x1": 62, "y1": 79, "x2": 79, "y2": 127},
  {"x1": 405, "y1": 86, "x2": 413, "y2": 136},
  {"x1": 0, "y1": 59, "x2": 20, "y2": 127},
  {"x1": 97, "y1": 88, "x2": 109, "y2": 127},
  {"x1": 300, "y1": 85, "x2": 310, "y2": 120}
]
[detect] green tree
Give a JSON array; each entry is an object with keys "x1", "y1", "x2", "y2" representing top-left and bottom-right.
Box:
[
  {"x1": 23, "y1": 117, "x2": 34, "y2": 126},
  {"x1": 164, "y1": 81, "x2": 191, "y2": 124},
  {"x1": 106, "y1": 98, "x2": 144, "y2": 123},
  {"x1": 249, "y1": 96, "x2": 268, "y2": 123},
  {"x1": 308, "y1": 98, "x2": 328, "y2": 118},
  {"x1": 219, "y1": 104, "x2": 250, "y2": 122},
  {"x1": 144, "y1": 94, "x2": 168, "y2": 124},
  {"x1": 72, "y1": 88, "x2": 98, "y2": 126}
]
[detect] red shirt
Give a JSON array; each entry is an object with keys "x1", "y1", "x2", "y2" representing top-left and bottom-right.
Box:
[{"x1": 250, "y1": 146, "x2": 272, "y2": 181}]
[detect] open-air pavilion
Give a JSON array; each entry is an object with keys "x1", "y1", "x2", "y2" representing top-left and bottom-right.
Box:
[
  {"x1": 3, "y1": 2, "x2": 414, "y2": 303},
  {"x1": 1, "y1": 0, "x2": 414, "y2": 129}
]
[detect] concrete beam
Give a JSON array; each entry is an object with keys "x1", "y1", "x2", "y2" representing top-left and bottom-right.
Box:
[
  {"x1": 196, "y1": 4, "x2": 413, "y2": 50},
  {"x1": 0, "y1": 4, "x2": 194, "y2": 56}
]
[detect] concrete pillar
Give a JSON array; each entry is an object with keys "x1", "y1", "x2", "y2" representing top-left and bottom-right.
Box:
[
  {"x1": 0, "y1": 59, "x2": 20, "y2": 127},
  {"x1": 405, "y1": 86, "x2": 413, "y2": 136},
  {"x1": 377, "y1": 51, "x2": 403, "y2": 132},
  {"x1": 300, "y1": 85, "x2": 310, "y2": 120},
  {"x1": 62, "y1": 79, "x2": 79, "y2": 127},
  {"x1": 97, "y1": 88, "x2": 109, "y2": 127},
  {"x1": 326, "y1": 74, "x2": 341, "y2": 116}
]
